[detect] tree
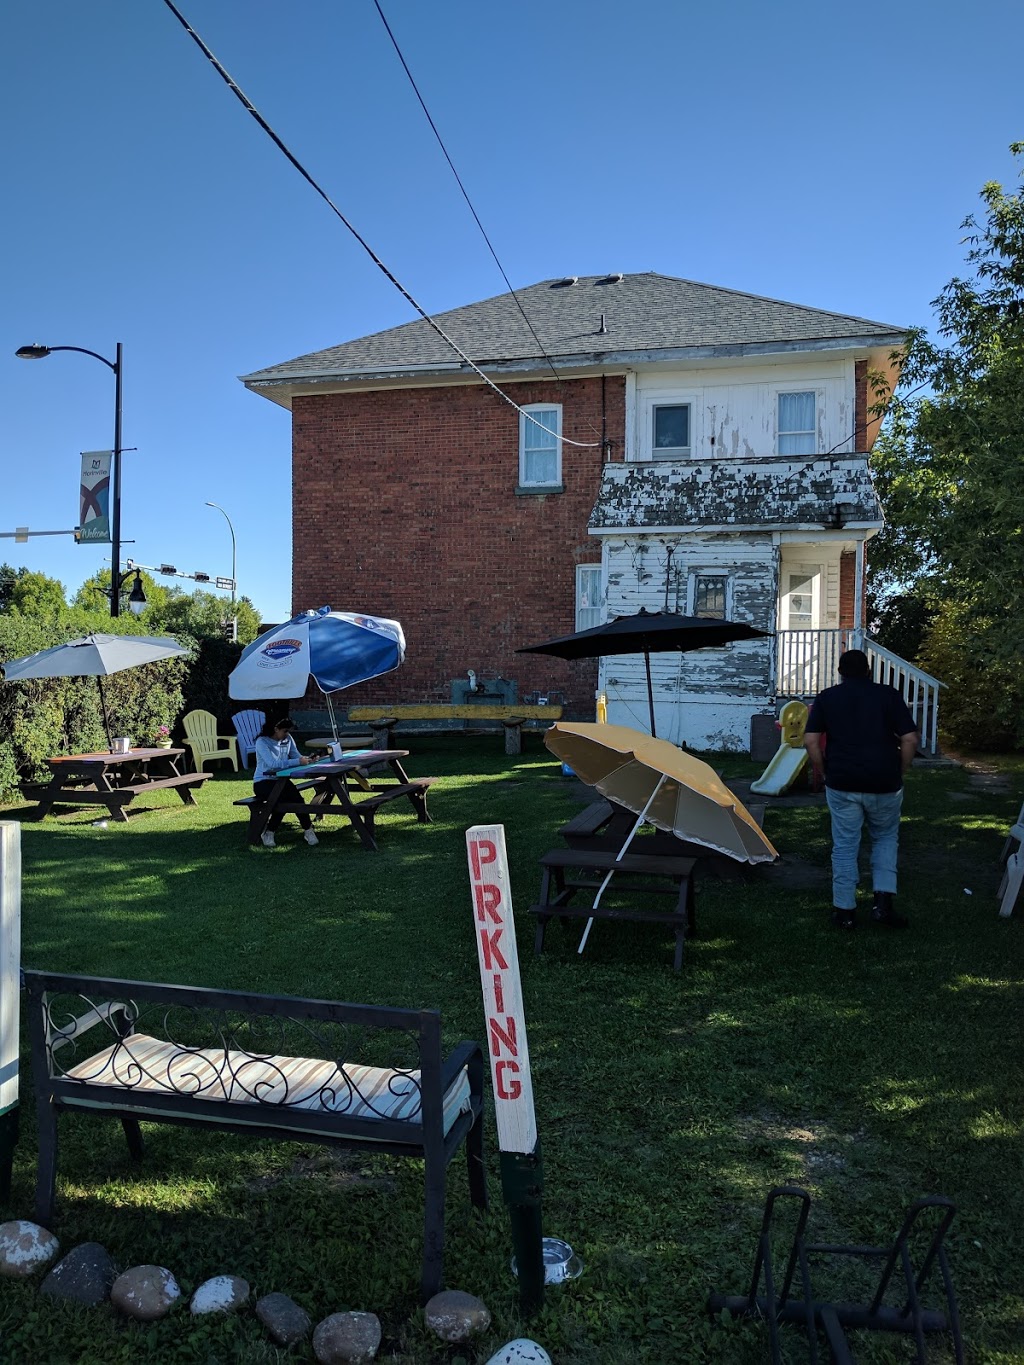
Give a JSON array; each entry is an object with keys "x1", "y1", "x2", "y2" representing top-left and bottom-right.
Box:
[
  {"x1": 869, "y1": 145, "x2": 1024, "y2": 748},
  {"x1": 151, "y1": 589, "x2": 261, "y2": 645},
  {"x1": 0, "y1": 566, "x2": 68, "y2": 617}
]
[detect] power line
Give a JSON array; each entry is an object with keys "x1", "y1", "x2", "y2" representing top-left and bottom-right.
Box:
[
  {"x1": 159, "y1": 0, "x2": 603, "y2": 448},
  {"x1": 371, "y1": 0, "x2": 571, "y2": 396}
]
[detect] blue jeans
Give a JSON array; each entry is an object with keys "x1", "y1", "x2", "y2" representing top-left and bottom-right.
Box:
[{"x1": 825, "y1": 787, "x2": 904, "y2": 910}]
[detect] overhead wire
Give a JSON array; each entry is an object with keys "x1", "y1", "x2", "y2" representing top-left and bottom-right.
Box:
[
  {"x1": 371, "y1": 0, "x2": 564, "y2": 388},
  {"x1": 159, "y1": 0, "x2": 604, "y2": 447}
]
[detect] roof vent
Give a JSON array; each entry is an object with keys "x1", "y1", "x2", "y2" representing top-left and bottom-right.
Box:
[
  {"x1": 550, "y1": 276, "x2": 579, "y2": 289},
  {"x1": 596, "y1": 272, "x2": 624, "y2": 285}
]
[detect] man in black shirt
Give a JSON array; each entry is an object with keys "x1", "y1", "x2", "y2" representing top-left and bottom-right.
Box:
[{"x1": 804, "y1": 649, "x2": 919, "y2": 929}]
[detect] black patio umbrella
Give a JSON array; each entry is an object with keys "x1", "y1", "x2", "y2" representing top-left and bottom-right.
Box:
[{"x1": 517, "y1": 608, "x2": 770, "y2": 738}]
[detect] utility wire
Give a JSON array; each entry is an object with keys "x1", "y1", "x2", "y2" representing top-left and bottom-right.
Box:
[
  {"x1": 371, "y1": 0, "x2": 572, "y2": 396},
  {"x1": 160, "y1": 0, "x2": 604, "y2": 447}
]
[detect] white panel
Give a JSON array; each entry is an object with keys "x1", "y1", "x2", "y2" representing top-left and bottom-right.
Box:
[{"x1": 0, "y1": 823, "x2": 21, "y2": 1115}]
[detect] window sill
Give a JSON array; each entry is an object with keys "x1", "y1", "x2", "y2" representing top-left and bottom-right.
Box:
[{"x1": 515, "y1": 484, "x2": 564, "y2": 496}]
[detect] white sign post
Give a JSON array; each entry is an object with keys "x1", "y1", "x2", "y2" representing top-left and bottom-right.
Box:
[
  {"x1": 467, "y1": 824, "x2": 545, "y2": 1310},
  {"x1": 0, "y1": 822, "x2": 21, "y2": 1205}
]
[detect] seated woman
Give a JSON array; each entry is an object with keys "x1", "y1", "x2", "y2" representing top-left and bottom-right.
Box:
[{"x1": 253, "y1": 716, "x2": 319, "y2": 847}]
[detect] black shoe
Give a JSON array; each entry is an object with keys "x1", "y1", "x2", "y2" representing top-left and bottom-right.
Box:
[
  {"x1": 871, "y1": 892, "x2": 908, "y2": 928},
  {"x1": 831, "y1": 907, "x2": 857, "y2": 930}
]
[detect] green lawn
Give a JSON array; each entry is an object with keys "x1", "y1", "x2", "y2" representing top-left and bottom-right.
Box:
[{"x1": 1, "y1": 739, "x2": 1022, "y2": 1363}]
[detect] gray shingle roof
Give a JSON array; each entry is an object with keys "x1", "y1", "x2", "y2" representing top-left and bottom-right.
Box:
[{"x1": 242, "y1": 272, "x2": 906, "y2": 387}]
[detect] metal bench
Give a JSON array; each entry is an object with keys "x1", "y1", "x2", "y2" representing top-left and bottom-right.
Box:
[{"x1": 24, "y1": 970, "x2": 487, "y2": 1301}]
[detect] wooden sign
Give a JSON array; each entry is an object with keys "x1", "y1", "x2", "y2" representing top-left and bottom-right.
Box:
[
  {"x1": 0, "y1": 822, "x2": 21, "y2": 1119},
  {"x1": 466, "y1": 824, "x2": 537, "y2": 1155}
]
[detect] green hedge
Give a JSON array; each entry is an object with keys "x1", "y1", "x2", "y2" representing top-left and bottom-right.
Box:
[{"x1": 0, "y1": 617, "x2": 191, "y2": 802}]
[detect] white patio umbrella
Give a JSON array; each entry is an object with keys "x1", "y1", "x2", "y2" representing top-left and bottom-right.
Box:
[{"x1": 2, "y1": 633, "x2": 189, "y2": 749}]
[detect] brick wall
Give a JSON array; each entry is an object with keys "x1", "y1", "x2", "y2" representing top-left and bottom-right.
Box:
[
  {"x1": 854, "y1": 360, "x2": 868, "y2": 450},
  {"x1": 291, "y1": 376, "x2": 625, "y2": 716},
  {"x1": 839, "y1": 550, "x2": 867, "y2": 628}
]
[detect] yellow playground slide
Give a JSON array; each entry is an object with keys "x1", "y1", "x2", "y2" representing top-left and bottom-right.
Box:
[{"x1": 750, "y1": 701, "x2": 810, "y2": 796}]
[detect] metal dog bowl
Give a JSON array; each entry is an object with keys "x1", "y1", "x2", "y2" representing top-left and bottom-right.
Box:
[{"x1": 512, "y1": 1237, "x2": 583, "y2": 1285}]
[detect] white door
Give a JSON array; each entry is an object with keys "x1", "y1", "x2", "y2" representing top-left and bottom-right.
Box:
[{"x1": 780, "y1": 564, "x2": 821, "y2": 693}]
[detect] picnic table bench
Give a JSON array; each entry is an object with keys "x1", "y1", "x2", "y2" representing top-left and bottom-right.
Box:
[
  {"x1": 348, "y1": 704, "x2": 562, "y2": 755},
  {"x1": 24, "y1": 969, "x2": 486, "y2": 1301},
  {"x1": 30, "y1": 748, "x2": 211, "y2": 823},
  {"x1": 529, "y1": 846, "x2": 697, "y2": 972},
  {"x1": 234, "y1": 750, "x2": 435, "y2": 851}
]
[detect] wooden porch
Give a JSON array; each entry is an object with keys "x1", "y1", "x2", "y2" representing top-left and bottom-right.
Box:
[{"x1": 775, "y1": 629, "x2": 944, "y2": 755}]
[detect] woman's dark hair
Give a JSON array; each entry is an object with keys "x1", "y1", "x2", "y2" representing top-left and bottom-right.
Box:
[{"x1": 260, "y1": 716, "x2": 294, "y2": 738}]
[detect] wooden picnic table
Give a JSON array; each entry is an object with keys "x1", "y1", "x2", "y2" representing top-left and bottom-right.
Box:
[
  {"x1": 32, "y1": 748, "x2": 211, "y2": 823},
  {"x1": 237, "y1": 749, "x2": 435, "y2": 851}
]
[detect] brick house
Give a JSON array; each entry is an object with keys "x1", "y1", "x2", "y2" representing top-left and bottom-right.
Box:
[{"x1": 241, "y1": 273, "x2": 940, "y2": 751}]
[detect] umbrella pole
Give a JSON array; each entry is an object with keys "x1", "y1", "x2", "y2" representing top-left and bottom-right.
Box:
[
  {"x1": 644, "y1": 651, "x2": 657, "y2": 738},
  {"x1": 97, "y1": 676, "x2": 113, "y2": 751},
  {"x1": 325, "y1": 692, "x2": 340, "y2": 742},
  {"x1": 578, "y1": 775, "x2": 669, "y2": 955}
]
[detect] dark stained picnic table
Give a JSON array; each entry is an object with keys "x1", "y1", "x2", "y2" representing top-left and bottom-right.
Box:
[
  {"x1": 32, "y1": 748, "x2": 211, "y2": 823},
  {"x1": 237, "y1": 749, "x2": 435, "y2": 851}
]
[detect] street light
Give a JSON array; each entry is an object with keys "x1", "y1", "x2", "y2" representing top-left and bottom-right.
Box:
[
  {"x1": 16, "y1": 341, "x2": 124, "y2": 618},
  {"x1": 123, "y1": 568, "x2": 148, "y2": 617},
  {"x1": 205, "y1": 500, "x2": 237, "y2": 642}
]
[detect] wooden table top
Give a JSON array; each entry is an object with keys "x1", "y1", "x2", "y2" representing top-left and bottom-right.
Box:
[{"x1": 48, "y1": 748, "x2": 185, "y2": 766}]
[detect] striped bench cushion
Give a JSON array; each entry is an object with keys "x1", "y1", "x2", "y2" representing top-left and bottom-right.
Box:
[{"x1": 62, "y1": 1033, "x2": 470, "y2": 1136}]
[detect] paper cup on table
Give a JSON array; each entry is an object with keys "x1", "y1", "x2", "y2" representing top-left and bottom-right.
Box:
[{"x1": 328, "y1": 742, "x2": 344, "y2": 761}]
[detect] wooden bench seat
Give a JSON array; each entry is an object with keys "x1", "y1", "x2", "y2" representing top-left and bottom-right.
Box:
[
  {"x1": 529, "y1": 846, "x2": 697, "y2": 971},
  {"x1": 119, "y1": 772, "x2": 212, "y2": 797},
  {"x1": 348, "y1": 704, "x2": 562, "y2": 755},
  {"x1": 24, "y1": 970, "x2": 486, "y2": 1301}
]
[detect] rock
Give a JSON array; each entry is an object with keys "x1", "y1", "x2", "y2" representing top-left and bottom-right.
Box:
[
  {"x1": 256, "y1": 1292, "x2": 312, "y2": 1347},
  {"x1": 424, "y1": 1289, "x2": 491, "y2": 1342},
  {"x1": 312, "y1": 1310, "x2": 382, "y2": 1364},
  {"x1": 485, "y1": 1342, "x2": 553, "y2": 1365},
  {"x1": 39, "y1": 1242, "x2": 115, "y2": 1306},
  {"x1": 0, "y1": 1220, "x2": 60, "y2": 1278},
  {"x1": 190, "y1": 1273, "x2": 249, "y2": 1315},
  {"x1": 110, "y1": 1264, "x2": 181, "y2": 1321}
]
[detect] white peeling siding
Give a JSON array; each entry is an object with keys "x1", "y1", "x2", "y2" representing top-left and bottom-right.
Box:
[
  {"x1": 600, "y1": 531, "x2": 777, "y2": 750},
  {"x1": 630, "y1": 357, "x2": 855, "y2": 462}
]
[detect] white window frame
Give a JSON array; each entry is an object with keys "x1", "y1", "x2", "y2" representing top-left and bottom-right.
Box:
[
  {"x1": 576, "y1": 564, "x2": 604, "y2": 630},
  {"x1": 637, "y1": 389, "x2": 701, "y2": 461},
  {"x1": 687, "y1": 571, "x2": 732, "y2": 620},
  {"x1": 518, "y1": 404, "x2": 562, "y2": 488},
  {"x1": 776, "y1": 389, "x2": 818, "y2": 456}
]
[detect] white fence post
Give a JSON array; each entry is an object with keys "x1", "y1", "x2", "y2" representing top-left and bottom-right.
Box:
[{"x1": 0, "y1": 822, "x2": 21, "y2": 1204}]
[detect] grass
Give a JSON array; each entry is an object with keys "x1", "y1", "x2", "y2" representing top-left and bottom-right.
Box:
[{"x1": 1, "y1": 738, "x2": 1023, "y2": 1363}]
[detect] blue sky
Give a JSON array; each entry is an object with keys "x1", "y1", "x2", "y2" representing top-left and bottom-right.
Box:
[{"x1": 3, "y1": 0, "x2": 1020, "y2": 623}]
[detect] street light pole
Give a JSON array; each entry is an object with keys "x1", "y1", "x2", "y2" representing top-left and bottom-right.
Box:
[
  {"x1": 205, "y1": 501, "x2": 237, "y2": 641},
  {"x1": 15, "y1": 342, "x2": 124, "y2": 618}
]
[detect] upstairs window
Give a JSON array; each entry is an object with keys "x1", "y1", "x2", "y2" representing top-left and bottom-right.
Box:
[
  {"x1": 519, "y1": 405, "x2": 562, "y2": 487},
  {"x1": 653, "y1": 403, "x2": 691, "y2": 456},
  {"x1": 576, "y1": 565, "x2": 603, "y2": 630},
  {"x1": 778, "y1": 391, "x2": 817, "y2": 455},
  {"x1": 692, "y1": 574, "x2": 728, "y2": 619}
]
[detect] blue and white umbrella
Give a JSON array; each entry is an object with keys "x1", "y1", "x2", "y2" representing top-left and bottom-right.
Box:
[{"x1": 229, "y1": 607, "x2": 405, "y2": 701}]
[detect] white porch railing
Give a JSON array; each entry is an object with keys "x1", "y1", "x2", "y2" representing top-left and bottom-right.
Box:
[{"x1": 775, "y1": 628, "x2": 944, "y2": 755}]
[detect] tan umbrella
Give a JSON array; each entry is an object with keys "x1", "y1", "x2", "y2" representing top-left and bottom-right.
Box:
[{"x1": 546, "y1": 722, "x2": 777, "y2": 864}]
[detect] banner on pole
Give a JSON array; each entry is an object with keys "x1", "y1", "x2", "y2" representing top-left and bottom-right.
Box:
[
  {"x1": 466, "y1": 824, "x2": 537, "y2": 1155},
  {"x1": 79, "y1": 451, "x2": 111, "y2": 544}
]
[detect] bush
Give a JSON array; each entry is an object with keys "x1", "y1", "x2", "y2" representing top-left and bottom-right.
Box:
[
  {"x1": 178, "y1": 637, "x2": 245, "y2": 735},
  {"x1": 917, "y1": 600, "x2": 1024, "y2": 751},
  {"x1": 0, "y1": 617, "x2": 190, "y2": 801}
]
